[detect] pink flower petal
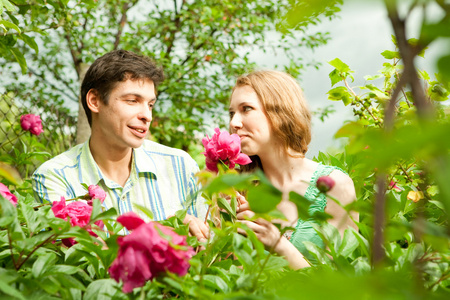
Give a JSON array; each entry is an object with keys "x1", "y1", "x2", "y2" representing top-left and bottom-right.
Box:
[{"x1": 117, "y1": 212, "x2": 146, "y2": 230}]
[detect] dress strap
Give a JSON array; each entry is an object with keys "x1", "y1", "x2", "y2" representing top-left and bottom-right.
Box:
[{"x1": 303, "y1": 163, "x2": 346, "y2": 211}]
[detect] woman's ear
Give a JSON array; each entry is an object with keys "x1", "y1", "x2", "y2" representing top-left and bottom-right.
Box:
[{"x1": 86, "y1": 89, "x2": 101, "y2": 113}]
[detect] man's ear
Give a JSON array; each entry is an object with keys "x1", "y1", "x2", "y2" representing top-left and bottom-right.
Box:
[{"x1": 86, "y1": 89, "x2": 101, "y2": 113}]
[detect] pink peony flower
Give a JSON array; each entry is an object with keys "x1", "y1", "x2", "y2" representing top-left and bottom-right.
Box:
[
  {"x1": 109, "y1": 212, "x2": 195, "y2": 293},
  {"x1": 202, "y1": 128, "x2": 251, "y2": 172},
  {"x1": 316, "y1": 176, "x2": 335, "y2": 193},
  {"x1": 52, "y1": 197, "x2": 103, "y2": 247},
  {"x1": 86, "y1": 185, "x2": 106, "y2": 206},
  {"x1": 20, "y1": 114, "x2": 44, "y2": 136},
  {"x1": 0, "y1": 183, "x2": 18, "y2": 206}
]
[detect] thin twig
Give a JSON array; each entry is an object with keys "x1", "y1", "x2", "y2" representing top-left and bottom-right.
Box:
[
  {"x1": 16, "y1": 234, "x2": 56, "y2": 270},
  {"x1": 7, "y1": 230, "x2": 18, "y2": 269}
]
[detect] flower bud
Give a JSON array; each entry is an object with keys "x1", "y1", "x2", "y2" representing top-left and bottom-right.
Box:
[
  {"x1": 20, "y1": 114, "x2": 44, "y2": 136},
  {"x1": 316, "y1": 176, "x2": 335, "y2": 193}
]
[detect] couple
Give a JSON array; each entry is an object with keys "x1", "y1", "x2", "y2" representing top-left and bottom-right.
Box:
[{"x1": 32, "y1": 50, "x2": 357, "y2": 269}]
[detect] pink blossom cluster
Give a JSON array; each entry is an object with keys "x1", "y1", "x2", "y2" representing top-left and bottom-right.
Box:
[
  {"x1": 0, "y1": 183, "x2": 18, "y2": 206},
  {"x1": 86, "y1": 184, "x2": 107, "y2": 205},
  {"x1": 52, "y1": 197, "x2": 103, "y2": 247},
  {"x1": 20, "y1": 114, "x2": 44, "y2": 136},
  {"x1": 202, "y1": 128, "x2": 251, "y2": 172},
  {"x1": 109, "y1": 212, "x2": 195, "y2": 293}
]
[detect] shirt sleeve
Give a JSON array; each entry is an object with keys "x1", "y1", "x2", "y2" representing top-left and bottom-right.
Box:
[
  {"x1": 32, "y1": 168, "x2": 75, "y2": 204},
  {"x1": 186, "y1": 158, "x2": 208, "y2": 221}
]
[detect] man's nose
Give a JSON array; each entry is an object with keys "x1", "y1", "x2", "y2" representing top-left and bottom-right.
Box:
[{"x1": 139, "y1": 104, "x2": 152, "y2": 122}]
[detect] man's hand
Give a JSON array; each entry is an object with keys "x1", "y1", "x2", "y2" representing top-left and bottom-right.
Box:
[{"x1": 183, "y1": 214, "x2": 209, "y2": 243}]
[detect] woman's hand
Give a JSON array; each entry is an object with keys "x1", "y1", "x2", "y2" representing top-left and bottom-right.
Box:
[
  {"x1": 235, "y1": 194, "x2": 282, "y2": 251},
  {"x1": 235, "y1": 192, "x2": 310, "y2": 269},
  {"x1": 237, "y1": 209, "x2": 282, "y2": 251},
  {"x1": 183, "y1": 214, "x2": 209, "y2": 243}
]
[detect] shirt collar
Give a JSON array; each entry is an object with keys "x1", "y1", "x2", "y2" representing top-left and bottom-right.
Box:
[
  {"x1": 133, "y1": 144, "x2": 158, "y2": 176},
  {"x1": 79, "y1": 141, "x2": 157, "y2": 188},
  {"x1": 79, "y1": 140, "x2": 105, "y2": 186}
]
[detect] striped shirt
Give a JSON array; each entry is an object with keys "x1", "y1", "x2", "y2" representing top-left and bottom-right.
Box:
[{"x1": 32, "y1": 140, "x2": 207, "y2": 222}]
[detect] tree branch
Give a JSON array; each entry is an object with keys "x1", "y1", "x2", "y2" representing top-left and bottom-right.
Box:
[
  {"x1": 384, "y1": 0, "x2": 433, "y2": 118},
  {"x1": 113, "y1": 2, "x2": 131, "y2": 50},
  {"x1": 373, "y1": 174, "x2": 387, "y2": 266},
  {"x1": 28, "y1": 67, "x2": 78, "y2": 101},
  {"x1": 64, "y1": 32, "x2": 83, "y2": 78}
]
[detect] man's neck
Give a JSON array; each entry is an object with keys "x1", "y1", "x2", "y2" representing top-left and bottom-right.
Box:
[{"x1": 88, "y1": 138, "x2": 133, "y2": 187}]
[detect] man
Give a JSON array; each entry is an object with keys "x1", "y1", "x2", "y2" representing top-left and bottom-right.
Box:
[{"x1": 32, "y1": 50, "x2": 208, "y2": 240}]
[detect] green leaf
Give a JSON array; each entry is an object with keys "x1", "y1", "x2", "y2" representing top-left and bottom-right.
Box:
[
  {"x1": 380, "y1": 50, "x2": 400, "y2": 59},
  {"x1": 327, "y1": 86, "x2": 353, "y2": 106},
  {"x1": 351, "y1": 228, "x2": 370, "y2": 258},
  {"x1": 0, "y1": 162, "x2": 22, "y2": 185},
  {"x1": 334, "y1": 121, "x2": 365, "y2": 139},
  {"x1": 263, "y1": 255, "x2": 288, "y2": 271},
  {"x1": 18, "y1": 194, "x2": 39, "y2": 233},
  {"x1": 89, "y1": 198, "x2": 102, "y2": 221},
  {"x1": 205, "y1": 173, "x2": 254, "y2": 195},
  {"x1": 1, "y1": 0, "x2": 16, "y2": 12},
  {"x1": 47, "y1": 265, "x2": 81, "y2": 275},
  {"x1": 426, "y1": 185, "x2": 439, "y2": 197},
  {"x1": 217, "y1": 197, "x2": 236, "y2": 218},
  {"x1": 32, "y1": 252, "x2": 58, "y2": 278},
  {"x1": 9, "y1": 47, "x2": 27, "y2": 74},
  {"x1": 58, "y1": 274, "x2": 86, "y2": 291},
  {"x1": 303, "y1": 241, "x2": 332, "y2": 265},
  {"x1": 90, "y1": 207, "x2": 117, "y2": 223},
  {"x1": 437, "y1": 54, "x2": 450, "y2": 88},
  {"x1": 133, "y1": 203, "x2": 153, "y2": 220},
  {"x1": 428, "y1": 200, "x2": 445, "y2": 211},
  {"x1": 328, "y1": 58, "x2": 351, "y2": 73},
  {"x1": 232, "y1": 232, "x2": 254, "y2": 270},
  {"x1": 329, "y1": 69, "x2": 342, "y2": 86},
  {"x1": 289, "y1": 191, "x2": 312, "y2": 220},
  {"x1": 0, "y1": 280, "x2": 26, "y2": 300},
  {"x1": 84, "y1": 279, "x2": 118, "y2": 300},
  {"x1": 247, "y1": 179, "x2": 282, "y2": 214},
  {"x1": 337, "y1": 228, "x2": 359, "y2": 258},
  {"x1": 244, "y1": 227, "x2": 265, "y2": 258},
  {"x1": 0, "y1": 20, "x2": 20, "y2": 33},
  {"x1": 203, "y1": 274, "x2": 230, "y2": 293},
  {"x1": 0, "y1": 194, "x2": 19, "y2": 227}
]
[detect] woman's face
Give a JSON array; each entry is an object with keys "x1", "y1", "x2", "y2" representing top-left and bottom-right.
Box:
[{"x1": 229, "y1": 85, "x2": 274, "y2": 157}]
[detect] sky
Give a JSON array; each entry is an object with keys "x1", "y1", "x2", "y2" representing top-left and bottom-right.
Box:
[{"x1": 251, "y1": 0, "x2": 443, "y2": 159}]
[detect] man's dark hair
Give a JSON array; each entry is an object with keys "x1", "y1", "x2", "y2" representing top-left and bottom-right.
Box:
[{"x1": 81, "y1": 50, "x2": 164, "y2": 126}]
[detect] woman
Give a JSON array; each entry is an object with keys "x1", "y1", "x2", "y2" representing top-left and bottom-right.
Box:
[{"x1": 229, "y1": 70, "x2": 358, "y2": 269}]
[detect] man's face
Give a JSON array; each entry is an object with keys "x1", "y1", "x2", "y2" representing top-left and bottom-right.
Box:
[{"x1": 95, "y1": 78, "x2": 156, "y2": 150}]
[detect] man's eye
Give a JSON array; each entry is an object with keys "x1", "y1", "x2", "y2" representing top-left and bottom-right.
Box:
[{"x1": 127, "y1": 99, "x2": 138, "y2": 103}]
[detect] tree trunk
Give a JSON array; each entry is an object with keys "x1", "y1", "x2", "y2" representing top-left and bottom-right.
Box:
[{"x1": 76, "y1": 63, "x2": 91, "y2": 144}]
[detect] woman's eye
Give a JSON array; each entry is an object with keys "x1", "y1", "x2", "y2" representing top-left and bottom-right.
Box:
[
  {"x1": 243, "y1": 106, "x2": 252, "y2": 112},
  {"x1": 229, "y1": 111, "x2": 235, "y2": 119}
]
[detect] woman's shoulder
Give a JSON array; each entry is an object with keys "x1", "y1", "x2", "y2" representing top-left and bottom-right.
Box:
[{"x1": 327, "y1": 168, "x2": 356, "y2": 205}]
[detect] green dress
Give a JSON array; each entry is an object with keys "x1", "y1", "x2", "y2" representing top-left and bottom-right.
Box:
[{"x1": 288, "y1": 163, "x2": 344, "y2": 264}]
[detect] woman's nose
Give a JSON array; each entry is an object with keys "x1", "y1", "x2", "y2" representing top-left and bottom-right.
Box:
[{"x1": 230, "y1": 114, "x2": 242, "y2": 132}]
